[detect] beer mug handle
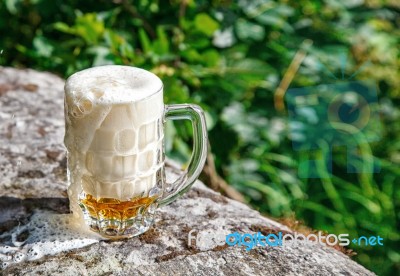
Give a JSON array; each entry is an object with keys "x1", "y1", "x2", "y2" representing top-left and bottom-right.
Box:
[{"x1": 159, "y1": 104, "x2": 208, "y2": 206}]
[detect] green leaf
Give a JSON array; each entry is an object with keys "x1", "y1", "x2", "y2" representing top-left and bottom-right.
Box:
[
  {"x1": 138, "y1": 28, "x2": 151, "y2": 54},
  {"x1": 229, "y1": 58, "x2": 272, "y2": 76},
  {"x1": 157, "y1": 26, "x2": 169, "y2": 52},
  {"x1": 204, "y1": 111, "x2": 216, "y2": 130},
  {"x1": 4, "y1": 0, "x2": 23, "y2": 14},
  {"x1": 152, "y1": 26, "x2": 170, "y2": 55},
  {"x1": 181, "y1": 49, "x2": 201, "y2": 62},
  {"x1": 202, "y1": 49, "x2": 220, "y2": 67},
  {"x1": 53, "y1": 22, "x2": 73, "y2": 34},
  {"x1": 119, "y1": 43, "x2": 134, "y2": 59},
  {"x1": 194, "y1": 13, "x2": 219, "y2": 36},
  {"x1": 86, "y1": 46, "x2": 113, "y2": 66},
  {"x1": 301, "y1": 201, "x2": 343, "y2": 221},
  {"x1": 75, "y1": 13, "x2": 105, "y2": 44},
  {"x1": 187, "y1": 36, "x2": 210, "y2": 49},
  {"x1": 33, "y1": 36, "x2": 54, "y2": 58},
  {"x1": 235, "y1": 19, "x2": 265, "y2": 41},
  {"x1": 104, "y1": 30, "x2": 124, "y2": 50},
  {"x1": 255, "y1": 11, "x2": 293, "y2": 33}
]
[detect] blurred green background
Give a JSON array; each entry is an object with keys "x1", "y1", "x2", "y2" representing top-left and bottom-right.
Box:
[{"x1": 0, "y1": 0, "x2": 399, "y2": 274}]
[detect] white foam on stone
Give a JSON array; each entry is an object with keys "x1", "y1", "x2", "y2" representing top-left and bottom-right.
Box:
[{"x1": 0, "y1": 211, "x2": 102, "y2": 270}]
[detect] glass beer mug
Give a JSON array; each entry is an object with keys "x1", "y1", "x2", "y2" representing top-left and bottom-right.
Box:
[{"x1": 64, "y1": 65, "x2": 207, "y2": 239}]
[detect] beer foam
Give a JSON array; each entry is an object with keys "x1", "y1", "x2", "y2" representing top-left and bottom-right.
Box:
[
  {"x1": 65, "y1": 65, "x2": 163, "y2": 105},
  {"x1": 64, "y1": 65, "x2": 164, "y2": 153},
  {"x1": 0, "y1": 211, "x2": 101, "y2": 270}
]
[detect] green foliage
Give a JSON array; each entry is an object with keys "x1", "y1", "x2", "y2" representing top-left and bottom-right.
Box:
[{"x1": 1, "y1": 0, "x2": 399, "y2": 274}]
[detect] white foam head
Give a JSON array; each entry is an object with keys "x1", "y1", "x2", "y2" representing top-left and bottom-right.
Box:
[
  {"x1": 63, "y1": 65, "x2": 164, "y2": 152},
  {"x1": 65, "y1": 65, "x2": 163, "y2": 105}
]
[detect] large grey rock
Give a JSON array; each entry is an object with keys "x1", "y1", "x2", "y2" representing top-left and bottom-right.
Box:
[{"x1": 0, "y1": 67, "x2": 374, "y2": 275}]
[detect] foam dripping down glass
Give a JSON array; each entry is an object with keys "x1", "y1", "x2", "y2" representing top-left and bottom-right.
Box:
[{"x1": 64, "y1": 65, "x2": 207, "y2": 239}]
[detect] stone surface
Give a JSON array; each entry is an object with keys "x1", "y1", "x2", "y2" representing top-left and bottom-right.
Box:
[{"x1": 0, "y1": 67, "x2": 374, "y2": 275}]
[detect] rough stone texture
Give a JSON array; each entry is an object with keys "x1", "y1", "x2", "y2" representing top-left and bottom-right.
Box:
[{"x1": 0, "y1": 67, "x2": 374, "y2": 275}]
